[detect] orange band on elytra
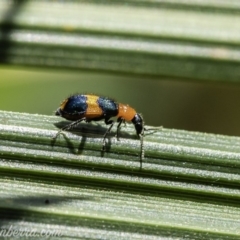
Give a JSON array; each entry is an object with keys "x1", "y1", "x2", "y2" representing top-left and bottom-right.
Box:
[{"x1": 85, "y1": 95, "x2": 103, "y2": 118}]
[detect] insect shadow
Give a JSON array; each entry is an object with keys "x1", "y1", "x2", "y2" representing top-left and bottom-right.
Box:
[{"x1": 52, "y1": 121, "x2": 134, "y2": 156}]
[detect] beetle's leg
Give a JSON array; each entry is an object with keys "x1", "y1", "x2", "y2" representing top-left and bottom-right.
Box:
[
  {"x1": 116, "y1": 117, "x2": 124, "y2": 141},
  {"x1": 102, "y1": 118, "x2": 115, "y2": 152},
  {"x1": 53, "y1": 117, "x2": 86, "y2": 140}
]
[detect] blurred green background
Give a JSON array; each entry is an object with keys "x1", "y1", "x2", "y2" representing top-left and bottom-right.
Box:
[
  {"x1": 1, "y1": 0, "x2": 240, "y2": 136},
  {"x1": 2, "y1": 65, "x2": 240, "y2": 136}
]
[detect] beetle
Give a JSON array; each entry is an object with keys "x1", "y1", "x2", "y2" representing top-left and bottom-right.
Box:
[{"x1": 54, "y1": 94, "x2": 145, "y2": 167}]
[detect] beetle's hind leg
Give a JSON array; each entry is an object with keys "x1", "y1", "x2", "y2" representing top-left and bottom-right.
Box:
[
  {"x1": 102, "y1": 118, "x2": 115, "y2": 152},
  {"x1": 53, "y1": 117, "x2": 87, "y2": 141}
]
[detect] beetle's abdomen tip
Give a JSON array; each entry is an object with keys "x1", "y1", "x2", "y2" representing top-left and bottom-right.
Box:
[{"x1": 55, "y1": 108, "x2": 61, "y2": 116}]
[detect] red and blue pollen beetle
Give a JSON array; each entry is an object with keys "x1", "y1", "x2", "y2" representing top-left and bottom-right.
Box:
[{"x1": 54, "y1": 94, "x2": 145, "y2": 167}]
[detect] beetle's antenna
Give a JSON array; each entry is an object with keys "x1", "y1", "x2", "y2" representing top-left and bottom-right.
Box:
[
  {"x1": 144, "y1": 126, "x2": 162, "y2": 135},
  {"x1": 139, "y1": 133, "x2": 144, "y2": 170}
]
